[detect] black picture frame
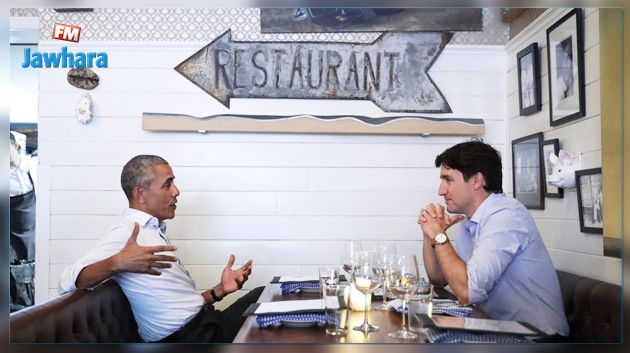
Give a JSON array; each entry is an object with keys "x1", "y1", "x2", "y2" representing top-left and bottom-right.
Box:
[
  {"x1": 576, "y1": 168, "x2": 603, "y2": 234},
  {"x1": 517, "y1": 43, "x2": 542, "y2": 116},
  {"x1": 546, "y1": 8, "x2": 586, "y2": 126},
  {"x1": 542, "y1": 139, "x2": 563, "y2": 198},
  {"x1": 512, "y1": 132, "x2": 544, "y2": 209}
]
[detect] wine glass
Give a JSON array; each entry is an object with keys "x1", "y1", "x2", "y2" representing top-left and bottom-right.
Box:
[
  {"x1": 352, "y1": 250, "x2": 380, "y2": 333},
  {"x1": 387, "y1": 254, "x2": 419, "y2": 339},
  {"x1": 373, "y1": 244, "x2": 397, "y2": 311},
  {"x1": 341, "y1": 241, "x2": 363, "y2": 277}
]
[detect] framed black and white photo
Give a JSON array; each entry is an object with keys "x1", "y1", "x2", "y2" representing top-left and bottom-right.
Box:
[
  {"x1": 512, "y1": 132, "x2": 544, "y2": 209},
  {"x1": 576, "y1": 168, "x2": 603, "y2": 234},
  {"x1": 517, "y1": 43, "x2": 542, "y2": 116},
  {"x1": 542, "y1": 139, "x2": 563, "y2": 198},
  {"x1": 546, "y1": 8, "x2": 585, "y2": 126}
]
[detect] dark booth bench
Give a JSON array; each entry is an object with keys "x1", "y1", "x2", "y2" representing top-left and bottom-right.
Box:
[{"x1": 10, "y1": 272, "x2": 621, "y2": 343}]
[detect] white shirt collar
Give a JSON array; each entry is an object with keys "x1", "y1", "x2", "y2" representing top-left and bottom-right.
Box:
[{"x1": 123, "y1": 208, "x2": 167, "y2": 234}]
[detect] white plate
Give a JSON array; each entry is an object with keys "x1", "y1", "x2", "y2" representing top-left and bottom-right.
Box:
[{"x1": 280, "y1": 320, "x2": 320, "y2": 328}]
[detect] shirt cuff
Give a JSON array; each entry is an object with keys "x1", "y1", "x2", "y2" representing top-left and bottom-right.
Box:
[
  {"x1": 466, "y1": 267, "x2": 488, "y2": 304},
  {"x1": 58, "y1": 259, "x2": 95, "y2": 294}
]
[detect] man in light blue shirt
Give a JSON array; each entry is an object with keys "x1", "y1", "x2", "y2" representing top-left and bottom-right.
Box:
[{"x1": 419, "y1": 141, "x2": 569, "y2": 337}]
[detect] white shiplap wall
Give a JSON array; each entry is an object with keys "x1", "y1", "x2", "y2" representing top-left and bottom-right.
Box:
[
  {"x1": 36, "y1": 37, "x2": 506, "y2": 307},
  {"x1": 505, "y1": 8, "x2": 621, "y2": 285}
]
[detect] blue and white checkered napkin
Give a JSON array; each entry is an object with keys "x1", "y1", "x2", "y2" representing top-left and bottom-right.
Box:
[
  {"x1": 388, "y1": 299, "x2": 473, "y2": 317},
  {"x1": 425, "y1": 328, "x2": 530, "y2": 343},
  {"x1": 280, "y1": 282, "x2": 320, "y2": 295},
  {"x1": 256, "y1": 312, "x2": 327, "y2": 328},
  {"x1": 432, "y1": 305, "x2": 473, "y2": 317}
]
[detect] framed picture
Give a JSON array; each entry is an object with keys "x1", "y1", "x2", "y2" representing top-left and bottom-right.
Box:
[
  {"x1": 542, "y1": 139, "x2": 563, "y2": 198},
  {"x1": 512, "y1": 132, "x2": 544, "y2": 209},
  {"x1": 576, "y1": 168, "x2": 603, "y2": 234},
  {"x1": 517, "y1": 43, "x2": 542, "y2": 116},
  {"x1": 546, "y1": 8, "x2": 585, "y2": 126}
]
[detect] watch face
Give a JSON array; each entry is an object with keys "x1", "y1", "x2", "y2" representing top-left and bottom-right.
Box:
[{"x1": 435, "y1": 233, "x2": 448, "y2": 244}]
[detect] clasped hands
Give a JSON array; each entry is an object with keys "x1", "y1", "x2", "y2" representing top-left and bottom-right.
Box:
[
  {"x1": 111, "y1": 222, "x2": 252, "y2": 297},
  {"x1": 417, "y1": 203, "x2": 465, "y2": 242}
]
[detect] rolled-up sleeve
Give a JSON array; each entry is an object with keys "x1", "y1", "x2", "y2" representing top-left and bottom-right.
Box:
[
  {"x1": 465, "y1": 210, "x2": 528, "y2": 304},
  {"x1": 58, "y1": 223, "x2": 132, "y2": 294}
]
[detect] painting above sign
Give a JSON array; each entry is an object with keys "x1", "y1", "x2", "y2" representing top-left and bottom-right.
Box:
[
  {"x1": 142, "y1": 113, "x2": 484, "y2": 136},
  {"x1": 175, "y1": 30, "x2": 453, "y2": 113},
  {"x1": 260, "y1": 8, "x2": 483, "y2": 33}
]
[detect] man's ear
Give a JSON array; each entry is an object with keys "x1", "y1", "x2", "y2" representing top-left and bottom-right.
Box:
[
  {"x1": 473, "y1": 172, "x2": 485, "y2": 190},
  {"x1": 132, "y1": 186, "x2": 144, "y2": 203}
]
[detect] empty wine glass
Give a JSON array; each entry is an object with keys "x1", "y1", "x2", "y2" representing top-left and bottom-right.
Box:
[
  {"x1": 341, "y1": 240, "x2": 363, "y2": 277},
  {"x1": 373, "y1": 244, "x2": 397, "y2": 311},
  {"x1": 352, "y1": 250, "x2": 380, "y2": 333},
  {"x1": 387, "y1": 254, "x2": 419, "y2": 339}
]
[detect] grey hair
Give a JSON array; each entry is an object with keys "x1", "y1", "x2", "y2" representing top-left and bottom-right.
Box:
[{"x1": 120, "y1": 155, "x2": 169, "y2": 201}]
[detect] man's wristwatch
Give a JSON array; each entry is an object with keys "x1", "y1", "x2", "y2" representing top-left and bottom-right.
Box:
[
  {"x1": 433, "y1": 233, "x2": 449, "y2": 247},
  {"x1": 210, "y1": 287, "x2": 223, "y2": 302}
]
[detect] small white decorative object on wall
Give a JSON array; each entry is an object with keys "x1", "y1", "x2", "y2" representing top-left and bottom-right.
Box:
[
  {"x1": 547, "y1": 149, "x2": 581, "y2": 189},
  {"x1": 75, "y1": 92, "x2": 93, "y2": 124}
]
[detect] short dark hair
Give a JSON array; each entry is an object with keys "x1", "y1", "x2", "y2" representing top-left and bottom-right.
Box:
[
  {"x1": 120, "y1": 155, "x2": 169, "y2": 201},
  {"x1": 434, "y1": 140, "x2": 503, "y2": 193}
]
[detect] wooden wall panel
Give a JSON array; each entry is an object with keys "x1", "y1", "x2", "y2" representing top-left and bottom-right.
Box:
[
  {"x1": 37, "y1": 39, "x2": 507, "y2": 300},
  {"x1": 506, "y1": 8, "x2": 620, "y2": 284}
]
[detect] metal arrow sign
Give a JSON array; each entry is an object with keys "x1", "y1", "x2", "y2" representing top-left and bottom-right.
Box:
[{"x1": 175, "y1": 29, "x2": 452, "y2": 113}]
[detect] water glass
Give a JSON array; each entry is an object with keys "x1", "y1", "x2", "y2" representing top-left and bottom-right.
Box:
[
  {"x1": 409, "y1": 279, "x2": 433, "y2": 333},
  {"x1": 324, "y1": 283, "x2": 348, "y2": 336},
  {"x1": 416, "y1": 279, "x2": 433, "y2": 314},
  {"x1": 319, "y1": 266, "x2": 339, "y2": 297}
]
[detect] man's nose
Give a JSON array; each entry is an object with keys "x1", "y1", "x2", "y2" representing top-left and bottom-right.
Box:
[
  {"x1": 438, "y1": 183, "x2": 447, "y2": 196},
  {"x1": 172, "y1": 184, "x2": 180, "y2": 197}
]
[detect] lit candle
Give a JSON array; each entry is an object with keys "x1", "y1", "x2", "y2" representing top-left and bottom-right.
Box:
[{"x1": 346, "y1": 283, "x2": 371, "y2": 311}]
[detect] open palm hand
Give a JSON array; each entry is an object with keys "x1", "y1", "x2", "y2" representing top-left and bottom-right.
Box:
[{"x1": 220, "y1": 254, "x2": 253, "y2": 294}]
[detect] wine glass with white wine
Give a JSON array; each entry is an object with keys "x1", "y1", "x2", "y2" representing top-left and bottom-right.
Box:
[
  {"x1": 352, "y1": 250, "x2": 380, "y2": 333},
  {"x1": 387, "y1": 253, "x2": 419, "y2": 339}
]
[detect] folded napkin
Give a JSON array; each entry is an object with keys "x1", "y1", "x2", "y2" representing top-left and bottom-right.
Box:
[
  {"x1": 425, "y1": 328, "x2": 530, "y2": 343},
  {"x1": 256, "y1": 312, "x2": 326, "y2": 328},
  {"x1": 432, "y1": 305, "x2": 473, "y2": 317},
  {"x1": 387, "y1": 299, "x2": 473, "y2": 317},
  {"x1": 280, "y1": 282, "x2": 320, "y2": 295}
]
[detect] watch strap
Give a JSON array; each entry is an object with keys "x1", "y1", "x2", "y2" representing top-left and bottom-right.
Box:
[{"x1": 210, "y1": 287, "x2": 222, "y2": 302}]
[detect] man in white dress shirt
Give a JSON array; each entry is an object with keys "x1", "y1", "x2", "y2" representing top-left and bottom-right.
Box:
[{"x1": 59, "y1": 155, "x2": 263, "y2": 342}]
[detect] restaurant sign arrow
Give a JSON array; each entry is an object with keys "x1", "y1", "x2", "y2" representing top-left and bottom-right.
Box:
[{"x1": 175, "y1": 30, "x2": 452, "y2": 113}]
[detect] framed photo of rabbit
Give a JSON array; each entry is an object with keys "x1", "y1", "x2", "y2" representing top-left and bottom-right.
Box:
[
  {"x1": 542, "y1": 139, "x2": 563, "y2": 198},
  {"x1": 546, "y1": 8, "x2": 586, "y2": 126},
  {"x1": 576, "y1": 168, "x2": 603, "y2": 234},
  {"x1": 512, "y1": 132, "x2": 544, "y2": 209}
]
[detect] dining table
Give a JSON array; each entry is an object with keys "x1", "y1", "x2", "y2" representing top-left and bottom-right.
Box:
[{"x1": 233, "y1": 282, "x2": 486, "y2": 343}]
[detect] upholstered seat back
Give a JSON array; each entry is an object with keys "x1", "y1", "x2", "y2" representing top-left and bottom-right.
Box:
[
  {"x1": 556, "y1": 270, "x2": 621, "y2": 342},
  {"x1": 10, "y1": 280, "x2": 141, "y2": 343},
  {"x1": 9, "y1": 271, "x2": 621, "y2": 343}
]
